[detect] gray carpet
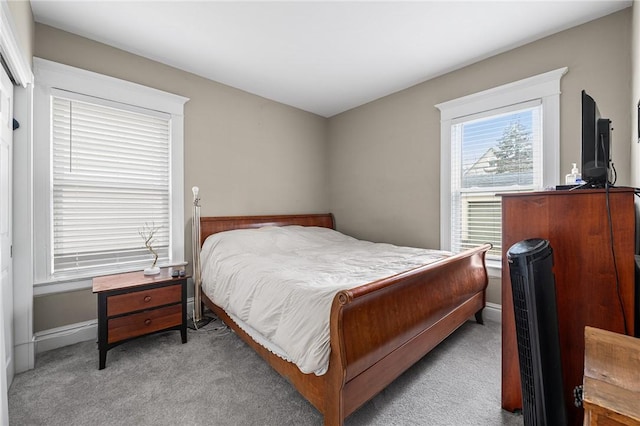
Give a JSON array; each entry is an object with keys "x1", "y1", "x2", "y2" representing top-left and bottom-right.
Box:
[{"x1": 9, "y1": 316, "x2": 523, "y2": 425}]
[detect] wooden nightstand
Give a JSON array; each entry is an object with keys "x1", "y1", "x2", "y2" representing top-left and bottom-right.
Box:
[{"x1": 92, "y1": 268, "x2": 188, "y2": 369}]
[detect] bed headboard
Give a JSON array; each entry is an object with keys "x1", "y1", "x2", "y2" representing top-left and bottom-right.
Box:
[{"x1": 199, "y1": 213, "x2": 335, "y2": 247}]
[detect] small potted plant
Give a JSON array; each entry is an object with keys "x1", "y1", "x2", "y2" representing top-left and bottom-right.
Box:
[{"x1": 139, "y1": 222, "x2": 160, "y2": 275}]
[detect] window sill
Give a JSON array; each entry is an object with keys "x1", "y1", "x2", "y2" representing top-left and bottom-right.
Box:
[
  {"x1": 33, "y1": 278, "x2": 94, "y2": 296},
  {"x1": 33, "y1": 260, "x2": 188, "y2": 296}
]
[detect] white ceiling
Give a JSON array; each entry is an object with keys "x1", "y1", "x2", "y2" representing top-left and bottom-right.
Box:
[{"x1": 30, "y1": 0, "x2": 632, "y2": 117}]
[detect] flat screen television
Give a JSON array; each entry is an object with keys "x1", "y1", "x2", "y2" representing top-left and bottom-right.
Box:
[{"x1": 581, "y1": 90, "x2": 611, "y2": 187}]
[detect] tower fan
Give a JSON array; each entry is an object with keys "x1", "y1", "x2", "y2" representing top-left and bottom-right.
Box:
[{"x1": 507, "y1": 239, "x2": 567, "y2": 426}]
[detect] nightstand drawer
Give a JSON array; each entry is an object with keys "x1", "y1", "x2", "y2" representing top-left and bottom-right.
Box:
[
  {"x1": 107, "y1": 283, "x2": 181, "y2": 316},
  {"x1": 107, "y1": 304, "x2": 182, "y2": 343}
]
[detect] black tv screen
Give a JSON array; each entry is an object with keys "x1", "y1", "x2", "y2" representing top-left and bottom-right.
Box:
[{"x1": 581, "y1": 90, "x2": 611, "y2": 186}]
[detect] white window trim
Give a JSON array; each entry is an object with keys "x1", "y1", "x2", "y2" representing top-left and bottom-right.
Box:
[
  {"x1": 3, "y1": 0, "x2": 37, "y2": 375},
  {"x1": 436, "y1": 67, "x2": 567, "y2": 275},
  {"x1": 32, "y1": 58, "x2": 189, "y2": 293}
]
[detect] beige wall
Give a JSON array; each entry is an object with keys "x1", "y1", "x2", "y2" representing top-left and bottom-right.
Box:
[
  {"x1": 33, "y1": 289, "x2": 96, "y2": 332},
  {"x1": 328, "y1": 9, "x2": 632, "y2": 305},
  {"x1": 6, "y1": 0, "x2": 34, "y2": 69},
  {"x1": 32, "y1": 24, "x2": 329, "y2": 331}
]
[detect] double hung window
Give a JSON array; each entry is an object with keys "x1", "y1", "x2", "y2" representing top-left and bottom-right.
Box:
[
  {"x1": 33, "y1": 58, "x2": 188, "y2": 289},
  {"x1": 437, "y1": 68, "x2": 566, "y2": 268}
]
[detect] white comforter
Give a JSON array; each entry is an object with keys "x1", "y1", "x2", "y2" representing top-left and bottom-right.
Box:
[{"x1": 200, "y1": 225, "x2": 450, "y2": 375}]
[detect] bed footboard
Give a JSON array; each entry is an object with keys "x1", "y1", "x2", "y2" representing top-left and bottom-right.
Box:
[{"x1": 325, "y1": 243, "x2": 491, "y2": 423}]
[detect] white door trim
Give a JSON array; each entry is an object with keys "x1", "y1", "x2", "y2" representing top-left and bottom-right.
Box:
[
  {"x1": 0, "y1": 61, "x2": 12, "y2": 426},
  {"x1": 0, "y1": 0, "x2": 35, "y2": 384}
]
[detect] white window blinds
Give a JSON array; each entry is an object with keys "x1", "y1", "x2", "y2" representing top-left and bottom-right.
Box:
[
  {"x1": 450, "y1": 101, "x2": 542, "y2": 259},
  {"x1": 51, "y1": 92, "x2": 171, "y2": 277}
]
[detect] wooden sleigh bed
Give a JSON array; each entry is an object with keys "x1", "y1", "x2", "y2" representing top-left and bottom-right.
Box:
[{"x1": 192, "y1": 207, "x2": 490, "y2": 425}]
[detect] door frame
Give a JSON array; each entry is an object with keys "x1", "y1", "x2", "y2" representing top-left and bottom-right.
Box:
[
  {"x1": 0, "y1": 57, "x2": 14, "y2": 426},
  {"x1": 0, "y1": 0, "x2": 34, "y2": 376}
]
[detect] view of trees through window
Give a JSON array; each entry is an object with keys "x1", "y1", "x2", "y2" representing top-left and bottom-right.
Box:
[
  {"x1": 461, "y1": 108, "x2": 536, "y2": 190},
  {"x1": 454, "y1": 106, "x2": 539, "y2": 258},
  {"x1": 494, "y1": 122, "x2": 533, "y2": 175}
]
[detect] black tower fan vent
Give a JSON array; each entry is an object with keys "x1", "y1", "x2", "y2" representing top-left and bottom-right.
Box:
[{"x1": 507, "y1": 239, "x2": 567, "y2": 426}]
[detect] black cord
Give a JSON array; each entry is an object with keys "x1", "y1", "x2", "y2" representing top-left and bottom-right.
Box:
[{"x1": 604, "y1": 182, "x2": 628, "y2": 335}]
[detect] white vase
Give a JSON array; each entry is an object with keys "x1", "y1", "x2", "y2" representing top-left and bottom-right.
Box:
[{"x1": 144, "y1": 266, "x2": 160, "y2": 275}]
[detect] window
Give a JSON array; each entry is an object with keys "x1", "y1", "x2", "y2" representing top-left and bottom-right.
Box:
[
  {"x1": 437, "y1": 67, "x2": 566, "y2": 269},
  {"x1": 51, "y1": 93, "x2": 171, "y2": 275},
  {"x1": 451, "y1": 101, "x2": 541, "y2": 257},
  {"x1": 33, "y1": 58, "x2": 189, "y2": 290}
]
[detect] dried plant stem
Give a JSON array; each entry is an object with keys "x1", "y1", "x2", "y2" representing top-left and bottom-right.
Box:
[{"x1": 139, "y1": 223, "x2": 160, "y2": 267}]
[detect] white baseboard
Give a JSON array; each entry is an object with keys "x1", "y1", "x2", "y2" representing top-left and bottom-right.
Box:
[
  {"x1": 13, "y1": 340, "x2": 35, "y2": 373},
  {"x1": 484, "y1": 302, "x2": 501, "y2": 323},
  {"x1": 186, "y1": 297, "x2": 195, "y2": 322},
  {"x1": 34, "y1": 320, "x2": 98, "y2": 354},
  {"x1": 34, "y1": 297, "x2": 197, "y2": 354},
  {"x1": 5, "y1": 353, "x2": 13, "y2": 389}
]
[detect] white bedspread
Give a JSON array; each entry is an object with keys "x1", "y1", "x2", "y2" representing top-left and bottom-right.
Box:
[{"x1": 200, "y1": 225, "x2": 450, "y2": 375}]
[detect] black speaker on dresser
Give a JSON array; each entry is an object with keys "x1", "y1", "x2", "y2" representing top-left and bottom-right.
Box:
[{"x1": 507, "y1": 239, "x2": 567, "y2": 426}]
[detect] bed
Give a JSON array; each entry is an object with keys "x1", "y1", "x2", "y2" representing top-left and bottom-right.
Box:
[{"x1": 192, "y1": 207, "x2": 490, "y2": 425}]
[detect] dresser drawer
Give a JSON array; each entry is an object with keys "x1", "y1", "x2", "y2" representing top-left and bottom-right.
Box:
[
  {"x1": 107, "y1": 283, "x2": 181, "y2": 317},
  {"x1": 107, "y1": 303, "x2": 182, "y2": 343}
]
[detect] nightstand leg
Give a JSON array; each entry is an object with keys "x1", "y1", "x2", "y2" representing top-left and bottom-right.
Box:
[
  {"x1": 99, "y1": 349, "x2": 107, "y2": 370},
  {"x1": 181, "y1": 278, "x2": 187, "y2": 343},
  {"x1": 97, "y1": 293, "x2": 108, "y2": 369}
]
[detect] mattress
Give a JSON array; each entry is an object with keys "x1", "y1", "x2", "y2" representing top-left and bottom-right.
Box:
[{"x1": 200, "y1": 225, "x2": 450, "y2": 375}]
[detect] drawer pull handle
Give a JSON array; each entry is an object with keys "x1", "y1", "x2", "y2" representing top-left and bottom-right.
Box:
[
  {"x1": 144, "y1": 319, "x2": 152, "y2": 326},
  {"x1": 144, "y1": 296, "x2": 152, "y2": 303}
]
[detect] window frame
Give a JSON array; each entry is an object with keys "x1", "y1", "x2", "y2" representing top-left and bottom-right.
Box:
[
  {"x1": 33, "y1": 58, "x2": 189, "y2": 293},
  {"x1": 436, "y1": 67, "x2": 567, "y2": 274}
]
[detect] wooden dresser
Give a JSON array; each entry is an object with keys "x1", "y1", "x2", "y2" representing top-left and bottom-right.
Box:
[
  {"x1": 93, "y1": 268, "x2": 188, "y2": 369},
  {"x1": 583, "y1": 326, "x2": 640, "y2": 425},
  {"x1": 501, "y1": 188, "x2": 636, "y2": 425}
]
